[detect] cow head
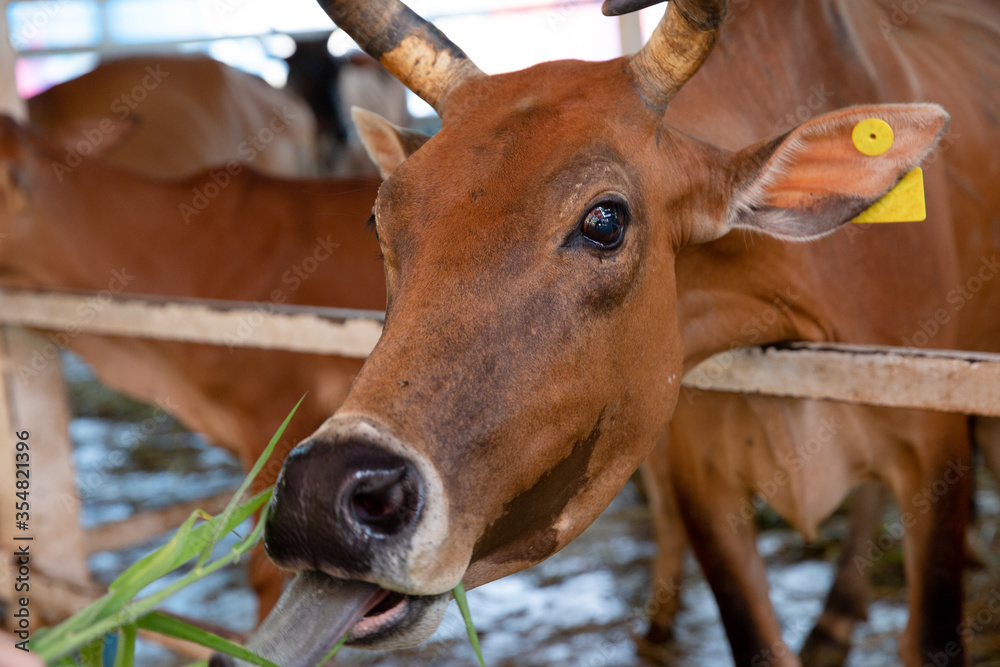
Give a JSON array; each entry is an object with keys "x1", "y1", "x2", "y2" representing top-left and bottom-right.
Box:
[{"x1": 240, "y1": 0, "x2": 947, "y2": 659}]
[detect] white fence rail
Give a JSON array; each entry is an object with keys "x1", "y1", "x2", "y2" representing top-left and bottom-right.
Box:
[{"x1": 0, "y1": 287, "x2": 384, "y2": 357}]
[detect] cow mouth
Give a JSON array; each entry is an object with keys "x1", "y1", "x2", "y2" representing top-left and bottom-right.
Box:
[
  {"x1": 349, "y1": 589, "x2": 410, "y2": 640},
  {"x1": 347, "y1": 586, "x2": 451, "y2": 649}
]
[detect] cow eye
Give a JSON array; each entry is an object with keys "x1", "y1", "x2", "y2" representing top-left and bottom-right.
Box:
[{"x1": 581, "y1": 202, "x2": 627, "y2": 248}]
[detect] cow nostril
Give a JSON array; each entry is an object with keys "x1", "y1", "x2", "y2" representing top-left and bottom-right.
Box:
[
  {"x1": 344, "y1": 465, "x2": 420, "y2": 536},
  {"x1": 352, "y1": 470, "x2": 406, "y2": 519}
]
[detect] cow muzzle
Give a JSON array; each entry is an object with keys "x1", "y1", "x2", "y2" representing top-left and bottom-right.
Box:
[
  {"x1": 247, "y1": 417, "x2": 456, "y2": 652},
  {"x1": 264, "y1": 433, "x2": 424, "y2": 578}
]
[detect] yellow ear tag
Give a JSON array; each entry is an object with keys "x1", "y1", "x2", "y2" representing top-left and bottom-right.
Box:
[
  {"x1": 852, "y1": 167, "x2": 926, "y2": 223},
  {"x1": 852, "y1": 117, "x2": 894, "y2": 156},
  {"x1": 849, "y1": 118, "x2": 926, "y2": 223}
]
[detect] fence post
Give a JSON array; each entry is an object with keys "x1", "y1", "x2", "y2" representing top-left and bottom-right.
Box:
[{"x1": 0, "y1": 327, "x2": 93, "y2": 626}]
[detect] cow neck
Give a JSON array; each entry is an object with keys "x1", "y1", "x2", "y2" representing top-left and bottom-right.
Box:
[{"x1": 675, "y1": 234, "x2": 829, "y2": 374}]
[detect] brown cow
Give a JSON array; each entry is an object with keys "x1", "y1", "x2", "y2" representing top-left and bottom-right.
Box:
[
  {"x1": 227, "y1": 1, "x2": 995, "y2": 666},
  {"x1": 632, "y1": 0, "x2": 1000, "y2": 663},
  {"x1": 0, "y1": 114, "x2": 384, "y2": 614},
  {"x1": 27, "y1": 55, "x2": 319, "y2": 178}
]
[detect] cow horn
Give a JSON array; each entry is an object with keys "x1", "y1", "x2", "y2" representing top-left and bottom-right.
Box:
[
  {"x1": 316, "y1": 0, "x2": 484, "y2": 114},
  {"x1": 608, "y1": 0, "x2": 727, "y2": 112}
]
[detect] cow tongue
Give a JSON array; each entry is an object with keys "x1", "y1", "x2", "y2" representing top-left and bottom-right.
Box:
[{"x1": 209, "y1": 571, "x2": 385, "y2": 667}]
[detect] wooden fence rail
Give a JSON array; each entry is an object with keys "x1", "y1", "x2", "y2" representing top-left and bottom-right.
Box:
[{"x1": 684, "y1": 342, "x2": 1000, "y2": 417}]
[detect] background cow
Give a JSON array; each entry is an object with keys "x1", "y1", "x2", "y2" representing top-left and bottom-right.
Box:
[
  {"x1": 285, "y1": 38, "x2": 408, "y2": 175},
  {"x1": 634, "y1": 0, "x2": 1000, "y2": 663},
  {"x1": 27, "y1": 55, "x2": 320, "y2": 178}
]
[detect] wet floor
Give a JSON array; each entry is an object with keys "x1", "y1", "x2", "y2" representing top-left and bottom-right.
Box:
[{"x1": 64, "y1": 352, "x2": 1000, "y2": 666}]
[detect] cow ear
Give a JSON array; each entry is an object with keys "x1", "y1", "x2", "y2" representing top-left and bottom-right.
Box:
[
  {"x1": 351, "y1": 107, "x2": 430, "y2": 179},
  {"x1": 0, "y1": 161, "x2": 27, "y2": 215},
  {"x1": 0, "y1": 116, "x2": 29, "y2": 214},
  {"x1": 695, "y1": 104, "x2": 949, "y2": 243}
]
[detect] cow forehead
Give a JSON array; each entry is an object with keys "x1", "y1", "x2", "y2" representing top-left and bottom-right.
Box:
[
  {"x1": 447, "y1": 57, "x2": 644, "y2": 121},
  {"x1": 376, "y1": 75, "x2": 656, "y2": 228},
  {"x1": 380, "y1": 136, "x2": 636, "y2": 210},
  {"x1": 395, "y1": 60, "x2": 645, "y2": 165},
  {"x1": 371, "y1": 58, "x2": 697, "y2": 259}
]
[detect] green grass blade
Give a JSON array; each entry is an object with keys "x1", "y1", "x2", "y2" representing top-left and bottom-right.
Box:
[
  {"x1": 113, "y1": 624, "x2": 136, "y2": 667},
  {"x1": 35, "y1": 403, "x2": 297, "y2": 665},
  {"x1": 109, "y1": 511, "x2": 201, "y2": 603},
  {"x1": 184, "y1": 663, "x2": 209, "y2": 667},
  {"x1": 137, "y1": 612, "x2": 280, "y2": 667},
  {"x1": 34, "y1": 489, "x2": 271, "y2": 662},
  {"x1": 453, "y1": 582, "x2": 486, "y2": 667},
  {"x1": 79, "y1": 637, "x2": 103, "y2": 667},
  {"x1": 52, "y1": 656, "x2": 78, "y2": 667},
  {"x1": 198, "y1": 396, "x2": 303, "y2": 567},
  {"x1": 315, "y1": 633, "x2": 348, "y2": 666},
  {"x1": 114, "y1": 491, "x2": 267, "y2": 593}
]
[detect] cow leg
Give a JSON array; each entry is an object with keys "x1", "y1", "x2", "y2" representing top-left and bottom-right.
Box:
[
  {"x1": 975, "y1": 416, "x2": 1000, "y2": 485},
  {"x1": 969, "y1": 417, "x2": 1000, "y2": 569},
  {"x1": 799, "y1": 481, "x2": 884, "y2": 667},
  {"x1": 882, "y1": 418, "x2": 970, "y2": 667},
  {"x1": 668, "y1": 457, "x2": 798, "y2": 667},
  {"x1": 637, "y1": 449, "x2": 689, "y2": 648}
]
